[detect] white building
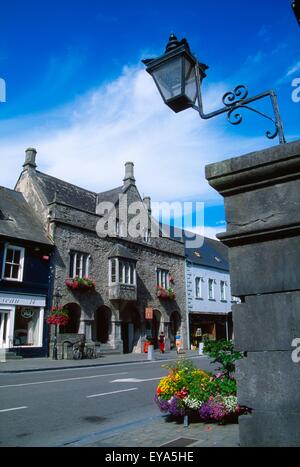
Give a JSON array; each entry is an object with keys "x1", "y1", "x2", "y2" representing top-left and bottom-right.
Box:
[{"x1": 184, "y1": 233, "x2": 237, "y2": 348}]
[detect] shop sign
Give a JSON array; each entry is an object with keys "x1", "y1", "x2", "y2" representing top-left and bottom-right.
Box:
[
  {"x1": 145, "y1": 307, "x2": 153, "y2": 320},
  {"x1": 20, "y1": 308, "x2": 35, "y2": 319},
  {"x1": 0, "y1": 293, "x2": 46, "y2": 307}
]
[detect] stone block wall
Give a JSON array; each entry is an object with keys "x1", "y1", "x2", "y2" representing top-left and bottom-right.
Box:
[{"x1": 206, "y1": 140, "x2": 300, "y2": 447}]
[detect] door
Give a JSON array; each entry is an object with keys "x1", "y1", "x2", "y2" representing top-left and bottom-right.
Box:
[{"x1": 0, "y1": 310, "x2": 10, "y2": 349}]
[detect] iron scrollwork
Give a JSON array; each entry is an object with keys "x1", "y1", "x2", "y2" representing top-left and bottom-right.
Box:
[
  {"x1": 194, "y1": 62, "x2": 286, "y2": 144},
  {"x1": 220, "y1": 85, "x2": 282, "y2": 141}
]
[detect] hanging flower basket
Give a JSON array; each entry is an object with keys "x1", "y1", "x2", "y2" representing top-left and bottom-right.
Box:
[
  {"x1": 155, "y1": 359, "x2": 251, "y2": 424},
  {"x1": 65, "y1": 276, "x2": 95, "y2": 291},
  {"x1": 47, "y1": 306, "x2": 69, "y2": 326},
  {"x1": 156, "y1": 286, "x2": 176, "y2": 300}
]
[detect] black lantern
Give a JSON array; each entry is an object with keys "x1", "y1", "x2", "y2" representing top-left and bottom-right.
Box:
[
  {"x1": 143, "y1": 34, "x2": 286, "y2": 144},
  {"x1": 143, "y1": 34, "x2": 208, "y2": 113},
  {"x1": 292, "y1": 0, "x2": 300, "y2": 25}
]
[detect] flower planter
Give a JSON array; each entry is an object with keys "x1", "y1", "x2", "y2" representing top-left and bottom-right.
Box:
[
  {"x1": 156, "y1": 286, "x2": 176, "y2": 300},
  {"x1": 155, "y1": 359, "x2": 250, "y2": 425},
  {"x1": 65, "y1": 277, "x2": 95, "y2": 291}
]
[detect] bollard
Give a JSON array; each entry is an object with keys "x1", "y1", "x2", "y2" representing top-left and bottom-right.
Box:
[
  {"x1": 147, "y1": 345, "x2": 154, "y2": 361},
  {"x1": 184, "y1": 415, "x2": 189, "y2": 428}
]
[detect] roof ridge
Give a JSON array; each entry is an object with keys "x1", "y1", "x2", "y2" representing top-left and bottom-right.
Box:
[{"x1": 97, "y1": 185, "x2": 124, "y2": 196}]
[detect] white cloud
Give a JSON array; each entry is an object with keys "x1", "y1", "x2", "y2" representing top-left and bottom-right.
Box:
[{"x1": 0, "y1": 64, "x2": 269, "y2": 202}]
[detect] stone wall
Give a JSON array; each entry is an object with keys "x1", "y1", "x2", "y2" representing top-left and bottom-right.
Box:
[{"x1": 206, "y1": 140, "x2": 300, "y2": 447}]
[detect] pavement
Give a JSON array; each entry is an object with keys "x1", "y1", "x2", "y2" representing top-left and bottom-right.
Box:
[{"x1": 0, "y1": 349, "x2": 240, "y2": 447}]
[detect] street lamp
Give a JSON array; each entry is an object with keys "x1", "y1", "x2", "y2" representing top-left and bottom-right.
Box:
[
  {"x1": 292, "y1": 0, "x2": 300, "y2": 25},
  {"x1": 143, "y1": 34, "x2": 286, "y2": 145},
  {"x1": 52, "y1": 291, "x2": 62, "y2": 360}
]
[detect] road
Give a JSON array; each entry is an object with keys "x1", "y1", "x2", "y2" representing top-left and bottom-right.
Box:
[{"x1": 0, "y1": 356, "x2": 214, "y2": 447}]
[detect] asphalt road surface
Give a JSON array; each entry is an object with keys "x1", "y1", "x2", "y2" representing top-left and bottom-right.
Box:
[{"x1": 0, "y1": 356, "x2": 214, "y2": 447}]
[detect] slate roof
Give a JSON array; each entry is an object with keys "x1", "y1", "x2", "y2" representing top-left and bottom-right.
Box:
[
  {"x1": 34, "y1": 171, "x2": 97, "y2": 212},
  {"x1": 34, "y1": 171, "x2": 124, "y2": 213},
  {"x1": 168, "y1": 225, "x2": 229, "y2": 271},
  {"x1": 108, "y1": 243, "x2": 137, "y2": 261},
  {"x1": 0, "y1": 186, "x2": 52, "y2": 246},
  {"x1": 97, "y1": 186, "x2": 124, "y2": 207}
]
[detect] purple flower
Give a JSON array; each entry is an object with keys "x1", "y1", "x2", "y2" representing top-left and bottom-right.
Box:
[
  {"x1": 154, "y1": 395, "x2": 170, "y2": 413},
  {"x1": 155, "y1": 395, "x2": 185, "y2": 416},
  {"x1": 199, "y1": 400, "x2": 227, "y2": 422},
  {"x1": 168, "y1": 396, "x2": 185, "y2": 416}
]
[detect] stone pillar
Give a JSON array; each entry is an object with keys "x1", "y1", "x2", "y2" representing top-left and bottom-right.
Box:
[{"x1": 205, "y1": 140, "x2": 300, "y2": 447}]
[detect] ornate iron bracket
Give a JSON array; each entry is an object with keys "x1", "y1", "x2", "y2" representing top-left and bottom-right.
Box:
[{"x1": 193, "y1": 65, "x2": 286, "y2": 145}]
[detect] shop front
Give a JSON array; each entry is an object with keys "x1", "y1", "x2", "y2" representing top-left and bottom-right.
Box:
[
  {"x1": 189, "y1": 312, "x2": 233, "y2": 348},
  {"x1": 0, "y1": 292, "x2": 47, "y2": 357}
]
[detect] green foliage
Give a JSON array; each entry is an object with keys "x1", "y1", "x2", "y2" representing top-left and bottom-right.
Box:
[{"x1": 203, "y1": 339, "x2": 243, "y2": 376}]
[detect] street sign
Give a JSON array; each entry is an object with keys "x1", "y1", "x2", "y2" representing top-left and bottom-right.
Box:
[{"x1": 145, "y1": 307, "x2": 153, "y2": 320}]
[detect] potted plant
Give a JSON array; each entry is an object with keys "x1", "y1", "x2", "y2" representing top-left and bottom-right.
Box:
[
  {"x1": 154, "y1": 358, "x2": 250, "y2": 424},
  {"x1": 47, "y1": 305, "x2": 69, "y2": 327},
  {"x1": 65, "y1": 276, "x2": 95, "y2": 291}
]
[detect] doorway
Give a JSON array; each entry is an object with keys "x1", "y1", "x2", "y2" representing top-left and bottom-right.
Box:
[
  {"x1": 120, "y1": 305, "x2": 141, "y2": 354},
  {"x1": 0, "y1": 310, "x2": 10, "y2": 349}
]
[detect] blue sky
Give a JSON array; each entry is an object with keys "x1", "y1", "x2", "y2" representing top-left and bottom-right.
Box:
[{"x1": 0, "y1": 0, "x2": 299, "y2": 238}]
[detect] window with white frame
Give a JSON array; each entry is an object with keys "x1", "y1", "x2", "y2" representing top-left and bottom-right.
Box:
[
  {"x1": 208, "y1": 278, "x2": 215, "y2": 300},
  {"x1": 109, "y1": 258, "x2": 136, "y2": 286},
  {"x1": 220, "y1": 280, "x2": 227, "y2": 301},
  {"x1": 2, "y1": 245, "x2": 25, "y2": 282},
  {"x1": 69, "y1": 251, "x2": 91, "y2": 278},
  {"x1": 156, "y1": 268, "x2": 169, "y2": 289},
  {"x1": 195, "y1": 277, "x2": 203, "y2": 299}
]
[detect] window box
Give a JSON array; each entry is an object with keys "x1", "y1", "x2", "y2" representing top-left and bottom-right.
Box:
[
  {"x1": 65, "y1": 277, "x2": 95, "y2": 291},
  {"x1": 156, "y1": 286, "x2": 176, "y2": 300}
]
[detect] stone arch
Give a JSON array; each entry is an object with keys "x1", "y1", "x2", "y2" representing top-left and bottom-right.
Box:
[
  {"x1": 120, "y1": 304, "x2": 141, "y2": 354},
  {"x1": 170, "y1": 310, "x2": 182, "y2": 349},
  {"x1": 94, "y1": 306, "x2": 112, "y2": 344},
  {"x1": 60, "y1": 303, "x2": 81, "y2": 334},
  {"x1": 146, "y1": 309, "x2": 162, "y2": 349}
]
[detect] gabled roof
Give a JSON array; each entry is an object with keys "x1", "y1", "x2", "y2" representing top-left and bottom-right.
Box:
[
  {"x1": 34, "y1": 171, "x2": 97, "y2": 212},
  {"x1": 97, "y1": 186, "x2": 124, "y2": 207},
  {"x1": 108, "y1": 243, "x2": 137, "y2": 261},
  {"x1": 0, "y1": 186, "x2": 52, "y2": 246},
  {"x1": 34, "y1": 170, "x2": 125, "y2": 213}
]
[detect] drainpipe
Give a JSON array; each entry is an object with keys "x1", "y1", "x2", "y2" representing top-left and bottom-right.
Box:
[{"x1": 184, "y1": 260, "x2": 191, "y2": 351}]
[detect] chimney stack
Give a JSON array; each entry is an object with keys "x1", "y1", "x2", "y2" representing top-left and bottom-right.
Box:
[
  {"x1": 23, "y1": 148, "x2": 37, "y2": 170},
  {"x1": 123, "y1": 162, "x2": 136, "y2": 187},
  {"x1": 143, "y1": 196, "x2": 151, "y2": 215}
]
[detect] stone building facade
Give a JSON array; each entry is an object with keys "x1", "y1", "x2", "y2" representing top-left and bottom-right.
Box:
[{"x1": 15, "y1": 148, "x2": 187, "y2": 356}]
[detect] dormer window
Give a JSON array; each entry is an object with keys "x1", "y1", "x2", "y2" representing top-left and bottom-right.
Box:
[{"x1": 2, "y1": 245, "x2": 25, "y2": 282}]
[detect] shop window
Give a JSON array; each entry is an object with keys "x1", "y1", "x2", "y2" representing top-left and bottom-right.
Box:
[
  {"x1": 13, "y1": 307, "x2": 41, "y2": 347},
  {"x1": 2, "y1": 245, "x2": 25, "y2": 282},
  {"x1": 69, "y1": 251, "x2": 91, "y2": 278}
]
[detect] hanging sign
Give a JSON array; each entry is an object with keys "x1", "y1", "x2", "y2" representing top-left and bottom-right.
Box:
[
  {"x1": 21, "y1": 308, "x2": 35, "y2": 319},
  {"x1": 145, "y1": 307, "x2": 153, "y2": 320}
]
